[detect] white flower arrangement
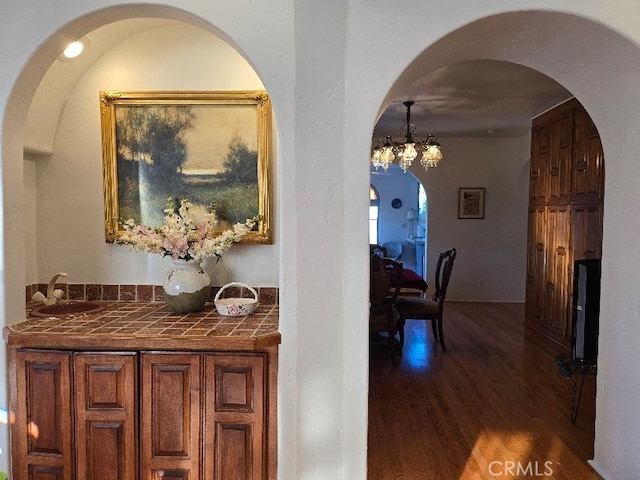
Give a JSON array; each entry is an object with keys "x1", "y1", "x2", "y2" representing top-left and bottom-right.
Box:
[{"x1": 116, "y1": 197, "x2": 257, "y2": 263}]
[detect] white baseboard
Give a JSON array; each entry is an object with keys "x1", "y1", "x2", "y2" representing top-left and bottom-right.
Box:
[{"x1": 588, "y1": 459, "x2": 612, "y2": 480}]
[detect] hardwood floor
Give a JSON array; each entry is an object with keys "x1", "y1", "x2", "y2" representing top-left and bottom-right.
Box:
[{"x1": 368, "y1": 302, "x2": 601, "y2": 480}]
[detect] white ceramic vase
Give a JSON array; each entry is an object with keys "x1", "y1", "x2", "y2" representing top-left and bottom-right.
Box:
[{"x1": 163, "y1": 259, "x2": 211, "y2": 313}]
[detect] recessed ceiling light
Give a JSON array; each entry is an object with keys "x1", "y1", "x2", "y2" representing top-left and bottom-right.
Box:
[
  {"x1": 63, "y1": 41, "x2": 84, "y2": 59},
  {"x1": 58, "y1": 37, "x2": 89, "y2": 61}
]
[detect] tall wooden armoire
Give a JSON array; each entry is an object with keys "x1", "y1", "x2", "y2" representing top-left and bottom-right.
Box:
[{"x1": 525, "y1": 98, "x2": 605, "y2": 346}]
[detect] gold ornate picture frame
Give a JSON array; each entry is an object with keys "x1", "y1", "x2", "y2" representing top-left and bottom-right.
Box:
[{"x1": 100, "y1": 90, "x2": 272, "y2": 244}]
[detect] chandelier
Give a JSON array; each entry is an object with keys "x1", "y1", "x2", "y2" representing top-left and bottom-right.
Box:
[{"x1": 371, "y1": 100, "x2": 443, "y2": 173}]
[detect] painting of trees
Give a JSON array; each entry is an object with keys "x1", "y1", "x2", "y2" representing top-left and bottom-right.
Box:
[{"x1": 101, "y1": 91, "x2": 272, "y2": 243}]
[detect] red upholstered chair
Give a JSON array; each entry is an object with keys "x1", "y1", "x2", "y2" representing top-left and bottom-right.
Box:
[{"x1": 395, "y1": 248, "x2": 457, "y2": 351}]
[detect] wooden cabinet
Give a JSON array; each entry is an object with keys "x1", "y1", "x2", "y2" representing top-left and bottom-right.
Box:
[
  {"x1": 11, "y1": 350, "x2": 74, "y2": 480},
  {"x1": 572, "y1": 106, "x2": 605, "y2": 203},
  {"x1": 529, "y1": 120, "x2": 549, "y2": 204},
  {"x1": 571, "y1": 202, "x2": 603, "y2": 260},
  {"x1": 525, "y1": 98, "x2": 605, "y2": 346},
  {"x1": 10, "y1": 348, "x2": 273, "y2": 480},
  {"x1": 141, "y1": 353, "x2": 201, "y2": 480},
  {"x1": 544, "y1": 204, "x2": 572, "y2": 341},
  {"x1": 204, "y1": 354, "x2": 265, "y2": 480},
  {"x1": 75, "y1": 352, "x2": 137, "y2": 480},
  {"x1": 546, "y1": 103, "x2": 574, "y2": 205},
  {"x1": 525, "y1": 206, "x2": 546, "y2": 325}
]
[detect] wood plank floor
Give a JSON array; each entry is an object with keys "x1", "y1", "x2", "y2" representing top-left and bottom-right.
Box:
[{"x1": 368, "y1": 302, "x2": 601, "y2": 480}]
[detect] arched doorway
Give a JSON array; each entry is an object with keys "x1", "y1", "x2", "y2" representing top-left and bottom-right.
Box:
[{"x1": 357, "y1": 10, "x2": 640, "y2": 479}]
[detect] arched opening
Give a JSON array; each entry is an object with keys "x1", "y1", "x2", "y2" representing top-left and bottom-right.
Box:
[
  {"x1": 1, "y1": 6, "x2": 281, "y2": 476},
  {"x1": 362, "y1": 9, "x2": 636, "y2": 478},
  {"x1": 370, "y1": 164, "x2": 423, "y2": 271}
]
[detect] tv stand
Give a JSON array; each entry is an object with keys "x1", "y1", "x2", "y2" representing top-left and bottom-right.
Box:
[{"x1": 556, "y1": 353, "x2": 597, "y2": 424}]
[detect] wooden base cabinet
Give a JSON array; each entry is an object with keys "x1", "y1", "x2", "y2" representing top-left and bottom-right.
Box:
[
  {"x1": 204, "y1": 355, "x2": 265, "y2": 480},
  {"x1": 11, "y1": 350, "x2": 74, "y2": 480},
  {"x1": 75, "y1": 352, "x2": 138, "y2": 480},
  {"x1": 9, "y1": 348, "x2": 274, "y2": 480}
]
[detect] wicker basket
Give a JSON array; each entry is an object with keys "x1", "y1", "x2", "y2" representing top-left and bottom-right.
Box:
[{"x1": 214, "y1": 282, "x2": 259, "y2": 316}]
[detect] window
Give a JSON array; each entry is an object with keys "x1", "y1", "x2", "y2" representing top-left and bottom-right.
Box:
[{"x1": 370, "y1": 185, "x2": 379, "y2": 244}]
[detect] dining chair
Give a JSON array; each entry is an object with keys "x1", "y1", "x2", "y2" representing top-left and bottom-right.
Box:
[
  {"x1": 369, "y1": 254, "x2": 403, "y2": 360},
  {"x1": 394, "y1": 248, "x2": 457, "y2": 351}
]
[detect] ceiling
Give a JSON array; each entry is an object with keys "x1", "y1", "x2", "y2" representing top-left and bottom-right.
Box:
[
  {"x1": 373, "y1": 59, "x2": 572, "y2": 140},
  {"x1": 29, "y1": 20, "x2": 573, "y2": 154}
]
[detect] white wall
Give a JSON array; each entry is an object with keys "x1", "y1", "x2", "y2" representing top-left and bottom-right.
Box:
[
  {"x1": 371, "y1": 134, "x2": 532, "y2": 304},
  {"x1": 3, "y1": 3, "x2": 640, "y2": 480},
  {"x1": 406, "y1": 135, "x2": 530, "y2": 302},
  {"x1": 28, "y1": 23, "x2": 279, "y2": 287},
  {"x1": 23, "y1": 155, "x2": 38, "y2": 285}
]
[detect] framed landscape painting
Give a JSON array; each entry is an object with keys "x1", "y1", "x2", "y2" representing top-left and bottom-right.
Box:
[
  {"x1": 458, "y1": 187, "x2": 485, "y2": 219},
  {"x1": 100, "y1": 90, "x2": 272, "y2": 243}
]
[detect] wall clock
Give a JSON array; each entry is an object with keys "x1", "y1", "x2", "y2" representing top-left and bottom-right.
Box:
[{"x1": 391, "y1": 198, "x2": 402, "y2": 209}]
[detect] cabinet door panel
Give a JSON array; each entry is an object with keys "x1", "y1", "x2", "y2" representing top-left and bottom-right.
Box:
[
  {"x1": 529, "y1": 123, "x2": 549, "y2": 203},
  {"x1": 572, "y1": 203, "x2": 603, "y2": 260},
  {"x1": 74, "y1": 353, "x2": 137, "y2": 480},
  {"x1": 204, "y1": 354, "x2": 266, "y2": 480},
  {"x1": 573, "y1": 107, "x2": 605, "y2": 201},
  {"x1": 545, "y1": 205, "x2": 572, "y2": 342},
  {"x1": 525, "y1": 206, "x2": 546, "y2": 326},
  {"x1": 547, "y1": 107, "x2": 573, "y2": 204},
  {"x1": 12, "y1": 350, "x2": 73, "y2": 480},
  {"x1": 141, "y1": 353, "x2": 201, "y2": 480},
  {"x1": 28, "y1": 465, "x2": 67, "y2": 480}
]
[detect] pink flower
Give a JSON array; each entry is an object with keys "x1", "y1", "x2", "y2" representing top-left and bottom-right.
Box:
[{"x1": 115, "y1": 197, "x2": 257, "y2": 263}]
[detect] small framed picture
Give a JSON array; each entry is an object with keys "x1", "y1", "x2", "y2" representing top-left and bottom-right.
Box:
[{"x1": 458, "y1": 187, "x2": 485, "y2": 219}]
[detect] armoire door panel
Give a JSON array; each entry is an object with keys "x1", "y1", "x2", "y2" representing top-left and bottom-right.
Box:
[
  {"x1": 545, "y1": 206, "x2": 571, "y2": 340},
  {"x1": 572, "y1": 203, "x2": 603, "y2": 260},
  {"x1": 529, "y1": 123, "x2": 550, "y2": 203},
  {"x1": 547, "y1": 106, "x2": 573, "y2": 204},
  {"x1": 13, "y1": 350, "x2": 73, "y2": 480},
  {"x1": 525, "y1": 207, "x2": 547, "y2": 325},
  {"x1": 573, "y1": 107, "x2": 605, "y2": 201}
]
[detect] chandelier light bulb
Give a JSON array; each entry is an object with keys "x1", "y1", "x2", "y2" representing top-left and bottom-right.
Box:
[
  {"x1": 371, "y1": 146, "x2": 383, "y2": 168},
  {"x1": 422, "y1": 144, "x2": 443, "y2": 168},
  {"x1": 402, "y1": 142, "x2": 418, "y2": 162},
  {"x1": 398, "y1": 156, "x2": 412, "y2": 172},
  {"x1": 380, "y1": 145, "x2": 396, "y2": 170}
]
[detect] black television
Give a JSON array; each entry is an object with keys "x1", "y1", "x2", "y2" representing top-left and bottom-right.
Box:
[{"x1": 572, "y1": 258, "x2": 601, "y2": 363}]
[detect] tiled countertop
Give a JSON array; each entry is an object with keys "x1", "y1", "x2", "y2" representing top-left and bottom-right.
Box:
[{"x1": 4, "y1": 302, "x2": 280, "y2": 351}]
